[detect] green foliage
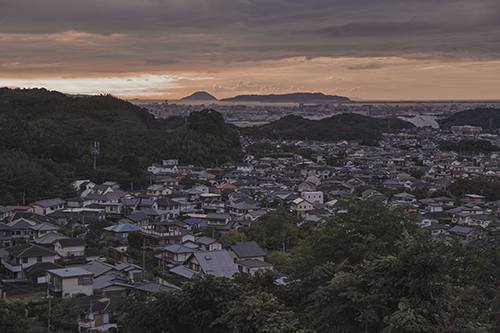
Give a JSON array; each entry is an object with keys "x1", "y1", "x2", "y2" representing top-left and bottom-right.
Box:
[
  {"x1": 448, "y1": 178, "x2": 500, "y2": 201},
  {"x1": 159, "y1": 115, "x2": 187, "y2": 130},
  {"x1": 441, "y1": 107, "x2": 500, "y2": 131},
  {"x1": 0, "y1": 299, "x2": 39, "y2": 333},
  {"x1": 0, "y1": 88, "x2": 241, "y2": 203},
  {"x1": 0, "y1": 150, "x2": 76, "y2": 206},
  {"x1": 243, "y1": 210, "x2": 300, "y2": 252},
  {"x1": 119, "y1": 275, "x2": 243, "y2": 333},
  {"x1": 115, "y1": 199, "x2": 500, "y2": 333},
  {"x1": 212, "y1": 289, "x2": 302, "y2": 333},
  {"x1": 410, "y1": 170, "x2": 425, "y2": 180},
  {"x1": 128, "y1": 231, "x2": 144, "y2": 251},
  {"x1": 360, "y1": 138, "x2": 379, "y2": 146},
  {"x1": 56, "y1": 256, "x2": 89, "y2": 266},
  {"x1": 240, "y1": 114, "x2": 414, "y2": 142},
  {"x1": 439, "y1": 139, "x2": 498, "y2": 153},
  {"x1": 179, "y1": 177, "x2": 212, "y2": 189},
  {"x1": 218, "y1": 230, "x2": 249, "y2": 248}
]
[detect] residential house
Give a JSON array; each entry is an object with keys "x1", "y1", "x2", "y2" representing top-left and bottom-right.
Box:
[
  {"x1": 114, "y1": 263, "x2": 145, "y2": 284},
  {"x1": 290, "y1": 197, "x2": 314, "y2": 216},
  {"x1": 203, "y1": 213, "x2": 234, "y2": 233},
  {"x1": 196, "y1": 236, "x2": 222, "y2": 251},
  {"x1": 169, "y1": 249, "x2": 238, "y2": 279},
  {"x1": 156, "y1": 244, "x2": 197, "y2": 266},
  {"x1": 227, "y1": 241, "x2": 266, "y2": 263},
  {"x1": 75, "y1": 295, "x2": 120, "y2": 332},
  {"x1": 228, "y1": 202, "x2": 259, "y2": 218},
  {"x1": 53, "y1": 238, "x2": 87, "y2": 258},
  {"x1": 236, "y1": 259, "x2": 274, "y2": 276},
  {"x1": 103, "y1": 223, "x2": 140, "y2": 246},
  {"x1": 141, "y1": 220, "x2": 194, "y2": 249},
  {"x1": 447, "y1": 226, "x2": 475, "y2": 242},
  {"x1": 0, "y1": 205, "x2": 14, "y2": 221},
  {"x1": 156, "y1": 198, "x2": 181, "y2": 219},
  {"x1": 6, "y1": 218, "x2": 37, "y2": 244},
  {"x1": 461, "y1": 194, "x2": 486, "y2": 206},
  {"x1": 0, "y1": 243, "x2": 56, "y2": 279},
  {"x1": 30, "y1": 198, "x2": 66, "y2": 216},
  {"x1": 33, "y1": 232, "x2": 69, "y2": 250},
  {"x1": 301, "y1": 191, "x2": 324, "y2": 205},
  {"x1": 30, "y1": 222, "x2": 62, "y2": 238},
  {"x1": 47, "y1": 267, "x2": 94, "y2": 298},
  {"x1": 0, "y1": 223, "x2": 12, "y2": 247}
]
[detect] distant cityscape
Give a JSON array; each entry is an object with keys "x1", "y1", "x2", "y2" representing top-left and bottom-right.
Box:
[{"x1": 131, "y1": 98, "x2": 500, "y2": 126}]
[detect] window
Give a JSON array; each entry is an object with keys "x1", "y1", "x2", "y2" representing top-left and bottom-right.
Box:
[
  {"x1": 37, "y1": 256, "x2": 42, "y2": 263},
  {"x1": 78, "y1": 276, "x2": 93, "y2": 285},
  {"x1": 133, "y1": 272, "x2": 142, "y2": 282},
  {"x1": 22, "y1": 257, "x2": 28, "y2": 263}
]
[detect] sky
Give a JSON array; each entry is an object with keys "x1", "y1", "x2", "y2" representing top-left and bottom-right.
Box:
[{"x1": 1, "y1": 0, "x2": 500, "y2": 100}]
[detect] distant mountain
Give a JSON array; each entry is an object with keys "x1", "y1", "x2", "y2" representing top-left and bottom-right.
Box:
[
  {"x1": 220, "y1": 92, "x2": 351, "y2": 103},
  {"x1": 181, "y1": 91, "x2": 218, "y2": 101},
  {"x1": 239, "y1": 114, "x2": 414, "y2": 141}
]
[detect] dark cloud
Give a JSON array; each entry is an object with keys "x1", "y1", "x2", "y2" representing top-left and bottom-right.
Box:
[
  {"x1": 348, "y1": 63, "x2": 384, "y2": 70},
  {"x1": 1, "y1": 0, "x2": 500, "y2": 75}
]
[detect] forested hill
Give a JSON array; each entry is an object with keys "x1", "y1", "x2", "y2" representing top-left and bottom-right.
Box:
[
  {"x1": 0, "y1": 88, "x2": 241, "y2": 205},
  {"x1": 441, "y1": 108, "x2": 500, "y2": 130},
  {"x1": 239, "y1": 114, "x2": 414, "y2": 141}
]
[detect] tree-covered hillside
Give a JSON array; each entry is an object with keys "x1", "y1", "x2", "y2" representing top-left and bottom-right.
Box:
[
  {"x1": 240, "y1": 113, "x2": 414, "y2": 141},
  {"x1": 0, "y1": 88, "x2": 241, "y2": 204},
  {"x1": 442, "y1": 108, "x2": 500, "y2": 131}
]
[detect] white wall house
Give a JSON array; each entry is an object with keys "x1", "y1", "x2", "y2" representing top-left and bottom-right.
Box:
[
  {"x1": 47, "y1": 267, "x2": 94, "y2": 298},
  {"x1": 301, "y1": 191, "x2": 324, "y2": 205}
]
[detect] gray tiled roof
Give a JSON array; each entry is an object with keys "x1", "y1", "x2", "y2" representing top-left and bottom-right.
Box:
[{"x1": 229, "y1": 241, "x2": 266, "y2": 259}]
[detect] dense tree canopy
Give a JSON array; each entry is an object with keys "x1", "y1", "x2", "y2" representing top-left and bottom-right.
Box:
[
  {"x1": 240, "y1": 114, "x2": 414, "y2": 142},
  {"x1": 113, "y1": 199, "x2": 500, "y2": 332},
  {"x1": 0, "y1": 88, "x2": 241, "y2": 203}
]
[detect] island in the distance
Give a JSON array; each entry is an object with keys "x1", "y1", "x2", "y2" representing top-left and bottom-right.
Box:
[
  {"x1": 179, "y1": 92, "x2": 351, "y2": 103},
  {"x1": 220, "y1": 92, "x2": 351, "y2": 103},
  {"x1": 180, "y1": 91, "x2": 218, "y2": 101}
]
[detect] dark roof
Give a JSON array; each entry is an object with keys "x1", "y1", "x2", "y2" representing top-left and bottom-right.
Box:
[
  {"x1": 56, "y1": 238, "x2": 86, "y2": 247},
  {"x1": 3, "y1": 243, "x2": 56, "y2": 258},
  {"x1": 85, "y1": 248, "x2": 101, "y2": 257},
  {"x1": 30, "y1": 198, "x2": 66, "y2": 207},
  {"x1": 236, "y1": 259, "x2": 273, "y2": 269},
  {"x1": 134, "y1": 282, "x2": 175, "y2": 293},
  {"x1": 25, "y1": 262, "x2": 63, "y2": 274},
  {"x1": 229, "y1": 241, "x2": 266, "y2": 259}
]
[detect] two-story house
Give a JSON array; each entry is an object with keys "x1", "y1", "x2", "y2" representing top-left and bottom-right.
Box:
[
  {"x1": 30, "y1": 198, "x2": 66, "y2": 216},
  {"x1": 0, "y1": 243, "x2": 57, "y2": 279},
  {"x1": 47, "y1": 267, "x2": 94, "y2": 298}
]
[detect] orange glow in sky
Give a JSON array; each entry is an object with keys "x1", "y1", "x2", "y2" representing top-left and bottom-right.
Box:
[{"x1": 1, "y1": 0, "x2": 499, "y2": 100}]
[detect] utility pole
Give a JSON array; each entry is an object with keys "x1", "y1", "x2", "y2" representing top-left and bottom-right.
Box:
[
  {"x1": 91, "y1": 141, "x2": 100, "y2": 170},
  {"x1": 142, "y1": 242, "x2": 146, "y2": 280},
  {"x1": 47, "y1": 283, "x2": 51, "y2": 330},
  {"x1": 282, "y1": 230, "x2": 286, "y2": 254}
]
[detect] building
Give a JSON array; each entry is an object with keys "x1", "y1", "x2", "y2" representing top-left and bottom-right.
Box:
[
  {"x1": 47, "y1": 267, "x2": 94, "y2": 298},
  {"x1": 0, "y1": 243, "x2": 57, "y2": 279}
]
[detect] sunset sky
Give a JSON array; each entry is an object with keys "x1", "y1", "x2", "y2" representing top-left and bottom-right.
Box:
[{"x1": 1, "y1": 0, "x2": 500, "y2": 100}]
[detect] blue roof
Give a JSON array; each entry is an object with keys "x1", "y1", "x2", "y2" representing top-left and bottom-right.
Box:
[
  {"x1": 104, "y1": 222, "x2": 140, "y2": 233},
  {"x1": 184, "y1": 218, "x2": 202, "y2": 225}
]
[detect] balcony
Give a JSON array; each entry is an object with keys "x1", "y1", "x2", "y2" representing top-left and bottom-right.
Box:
[
  {"x1": 140, "y1": 227, "x2": 182, "y2": 237},
  {"x1": 1, "y1": 259, "x2": 22, "y2": 272}
]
